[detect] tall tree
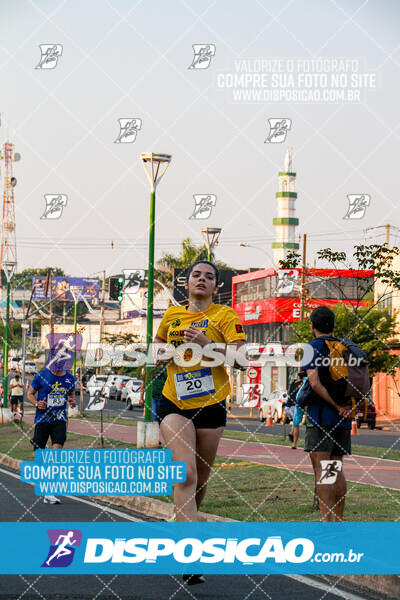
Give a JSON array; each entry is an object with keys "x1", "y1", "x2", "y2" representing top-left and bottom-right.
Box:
[
  {"x1": 279, "y1": 243, "x2": 400, "y2": 335},
  {"x1": 280, "y1": 243, "x2": 400, "y2": 378},
  {"x1": 290, "y1": 304, "x2": 398, "y2": 376}
]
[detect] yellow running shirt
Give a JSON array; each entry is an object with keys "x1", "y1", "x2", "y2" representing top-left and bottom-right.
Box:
[{"x1": 156, "y1": 302, "x2": 245, "y2": 410}]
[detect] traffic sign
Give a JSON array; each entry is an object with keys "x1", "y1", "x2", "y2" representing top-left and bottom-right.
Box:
[{"x1": 247, "y1": 367, "x2": 258, "y2": 379}]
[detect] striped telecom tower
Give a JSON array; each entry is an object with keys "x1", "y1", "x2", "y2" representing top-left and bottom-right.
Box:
[
  {"x1": 272, "y1": 148, "x2": 299, "y2": 265},
  {"x1": 0, "y1": 141, "x2": 18, "y2": 270}
]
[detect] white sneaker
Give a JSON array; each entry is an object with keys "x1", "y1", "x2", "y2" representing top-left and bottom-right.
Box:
[
  {"x1": 43, "y1": 495, "x2": 61, "y2": 504},
  {"x1": 167, "y1": 512, "x2": 176, "y2": 522}
]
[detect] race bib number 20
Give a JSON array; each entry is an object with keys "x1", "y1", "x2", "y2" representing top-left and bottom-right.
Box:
[{"x1": 174, "y1": 368, "x2": 215, "y2": 401}]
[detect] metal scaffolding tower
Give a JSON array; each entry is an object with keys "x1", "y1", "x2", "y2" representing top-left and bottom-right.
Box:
[{"x1": 0, "y1": 141, "x2": 18, "y2": 270}]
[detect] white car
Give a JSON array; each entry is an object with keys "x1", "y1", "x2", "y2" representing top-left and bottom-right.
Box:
[
  {"x1": 122, "y1": 379, "x2": 142, "y2": 410},
  {"x1": 87, "y1": 374, "x2": 108, "y2": 396},
  {"x1": 121, "y1": 377, "x2": 142, "y2": 410},
  {"x1": 8, "y1": 357, "x2": 22, "y2": 371},
  {"x1": 114, "y1": 375, "x2": 132, "y2": 401},
  {"x1": 24, "y1": 361, "x2": 37, "y2": 374},
  {"x1": 102, "y1": 374, "x2": 118, "y2": 399},
  {"x1": 259, "y1": 390, "x2": 288, "y2": 423},
  {"x1": 102, "y1": 375, "x2": 131, "y2": 400}
]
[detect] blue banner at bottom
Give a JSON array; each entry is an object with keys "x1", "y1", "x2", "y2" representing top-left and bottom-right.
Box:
[{"x1": 0, "y1": 522, "x2": 398, "y2": 575}]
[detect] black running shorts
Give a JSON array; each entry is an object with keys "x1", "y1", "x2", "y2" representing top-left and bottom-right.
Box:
[
  {"x1": 157, "y1": 395, "x2": 227, "y2": 429},
  {"x1": 31, "y1": 421, "x2": 67, "y2": 449},
  {"x1": 10, "y1": 395, "x2": 23, "y2": 405},
  {"x1": 304, "y1": 425, "x2": 351, "y2": 456}
]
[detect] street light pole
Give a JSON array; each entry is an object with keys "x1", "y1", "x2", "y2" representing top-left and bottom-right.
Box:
[
  {"x1": 69, "y1": 289, "x2": 82, "y2": 378},
  {"x1": 73, "y1": 297, "x2": 78, "y2": 377},
  {"x1": 299, "y1": 234, "x2": 307, "y2": 321},
  {"x1": 140, "y1": 152, "x2": 171, "y2": 448},
  {"x1": 2, "y1": 261, "x2": 16, "y2": 407},
  {"x1": 3, "y1": 279, "x2": 11, "y2": 406},
  {"x1": 21, "y1": 322, "x2": 29, "y2": 404},
  {"x1": 201, "y1": 227, "x2": 221, "y2": 262}
]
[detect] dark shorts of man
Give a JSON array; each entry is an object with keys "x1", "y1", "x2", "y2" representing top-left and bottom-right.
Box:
[
  {"x1": 31, "y1": 421, "x2": 67, "y2": 449},
  {"x1": 10, "y1": 395, "x2": 23, "y2": 406},
  {"x1": 158, "y1": 395, "x2": 227, "y2": 429},
  {"x1": 304, "y1": 425, "x2": 351, "y2": 456}
]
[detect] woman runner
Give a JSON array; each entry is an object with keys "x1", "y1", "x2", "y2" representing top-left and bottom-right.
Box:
[{"x1": 154, "y1": 261, "x2": 246, "y2": 585}]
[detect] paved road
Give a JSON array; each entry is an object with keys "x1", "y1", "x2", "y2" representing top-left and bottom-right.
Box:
[
  {"x1": 225, "y1": 419, "x2": 400, "y2": 452},
  {"x1": 10, "y1": 373, "x2": 400, "y2": 449},
  {"x1": 0, "y1": 469, "x2": 391, "y2": 600}
]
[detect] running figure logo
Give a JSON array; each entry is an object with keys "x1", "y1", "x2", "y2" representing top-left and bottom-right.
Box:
[
  {"x1": 343, "y1": 194, "x2": 371, "y2": 220},
  {"x1": 318, "y1": 460, "x2": 342, "y2": 485},
  {"x1": 274, "y1": 270, "x2": 301, "y2": 295},
  {"x1": 114, "y1": 118, "x2": 142, "y2": 143},
  {"x1": 189, "y1": 194, "x2": 217, "y2": 219},
  {"x1": 241, "y1": 383, "x2": 264, "y2": 407},
  {"x1": 35, "y1": 45, "x2": 63, "y2": 70},
  {"x1": 122, "y1": 269, "x2": 145, "y2": 294},
  {"x1": 264, "y1": 119, "x2": 292, "y2": 144},
  {"x1": 188, "y1": 44, "x2": 216, "y2": 69},
  {"x1": 41, "y1": 194, "x2": 68, "y2": 220},
  {"x1": 46, "y1": 333, "x2": 83, "y2": 371},
  {"x1": 42, "y1": 529, "x2": 82, "y2": 567}
]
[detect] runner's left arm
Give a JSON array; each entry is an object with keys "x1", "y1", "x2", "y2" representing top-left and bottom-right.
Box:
[
  {"x1": 154, "y1": 310, "x2": 174, "y2": 365},
  {"x1": 216, "y1": 308, "x2": 247, "y2": 369},
  {"x1": 68, "y1": 387, "x2": 76, "y2": 408}
]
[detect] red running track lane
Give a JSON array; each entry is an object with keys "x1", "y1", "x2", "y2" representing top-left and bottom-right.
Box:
[{"x1": 23, "y1": 416, "x2": 400, "y2": 490}]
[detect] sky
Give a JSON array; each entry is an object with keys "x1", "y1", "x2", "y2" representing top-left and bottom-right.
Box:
[{"x1": 0, "y1": 0, "x2": 399, "y2": 282}]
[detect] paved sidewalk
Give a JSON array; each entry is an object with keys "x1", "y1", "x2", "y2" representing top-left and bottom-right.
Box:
[
  {"x1": 21, "y1": 415, "x2": 400, "y2": 490},
  {"x1": 227, "y1": 406, "x2": 400, "y2": 429}
]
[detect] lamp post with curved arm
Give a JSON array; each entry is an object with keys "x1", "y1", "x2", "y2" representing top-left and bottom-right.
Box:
[
  {"x1": 239, "y1": 243, "x2": 277, "y2": 271},
  {"x1": 140, "y1": 153, "x2": 171, "y2": 447}
]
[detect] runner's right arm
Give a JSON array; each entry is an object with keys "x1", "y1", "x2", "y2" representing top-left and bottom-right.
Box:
[
  {"x1": 306, "y1": 369, "x2": 341, "y2": 412},
  {"x1": 27, "y1": 374, "x2": 47, "y2": 410},
  {"x1": 27, "y1": 385, "x2": 46, "y2": 409}
]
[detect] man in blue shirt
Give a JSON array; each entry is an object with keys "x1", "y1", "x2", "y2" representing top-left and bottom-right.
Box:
[
  {"x1": 301, "y1": 306, "x2": 352, "y2": 522},
  {"x1": 27, "y1": 364, "x2": 76, "y2": 504}
]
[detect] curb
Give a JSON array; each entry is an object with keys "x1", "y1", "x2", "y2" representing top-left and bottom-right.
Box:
[
  {"x1": 340, "y1": 575, "x2": 400, "y2": 599},
  {"x1": 0, "y1": 453, "x2": 235, "y2": 523},
  {"x1": 1, "y1": 453, "x2": 398, "y2": 597}
]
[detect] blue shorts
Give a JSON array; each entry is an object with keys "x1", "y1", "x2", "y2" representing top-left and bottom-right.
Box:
[
  {"x1": 293, "y1": 406, "x2": 304, "y2": 427},
  {"x1": 152, "y1": 397, "x2": 159, "y2": 421}
]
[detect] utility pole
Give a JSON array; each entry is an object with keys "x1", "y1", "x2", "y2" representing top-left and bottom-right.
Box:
[
  {"x1": 44, "y1": 270, "x2": 54, "y2": 336},
  {"x1": 0, "y1": 142, "x2": 19, "y2": 410},
  {"x1": 72, "y1": 294, "x2": 79, "y2": 377},
  {"x1": 98, "y1": 270, "x2": 106, "y2": 374},
  {"x1": 49, "y1": 277, "x2": 54, "y2": 336},
  {"x1": 299, "y1": 233, "x2": 307, "y2": 321},
  {"x1": 364, "y1": 224, "x2": 400, "y2": 247}
]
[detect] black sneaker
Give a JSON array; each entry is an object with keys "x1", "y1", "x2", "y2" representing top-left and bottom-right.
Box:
[
  {"x1": 182, "y1": 574, "x2": 205, "y2": 586},
  {"x1": 288, "y1": 433, "x2": 294, "y2": 442}
]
